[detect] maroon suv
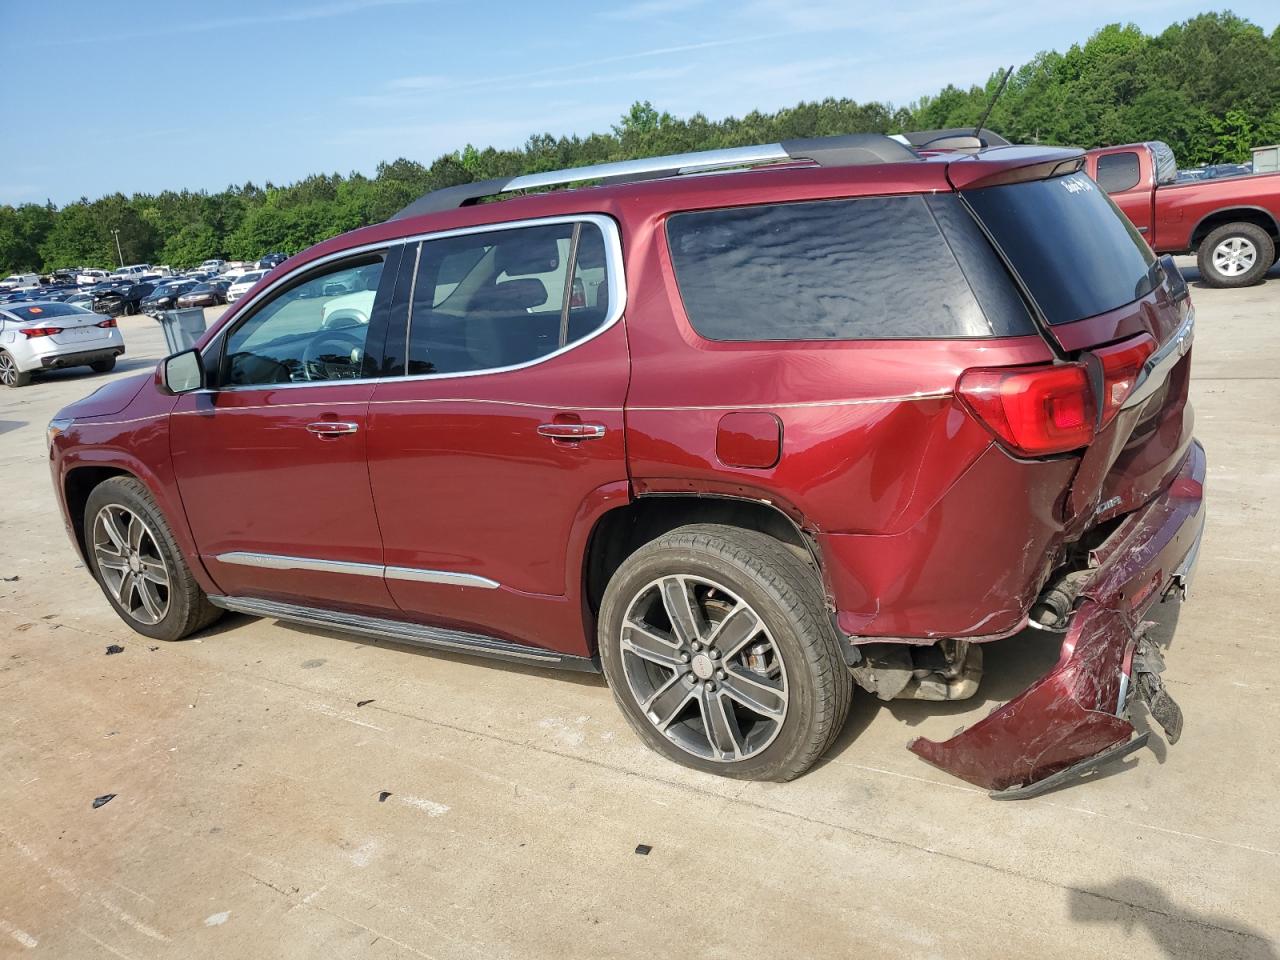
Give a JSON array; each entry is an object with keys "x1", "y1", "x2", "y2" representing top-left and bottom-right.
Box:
[{"x1": 48, "y1": 131, "x2": 1203, "y2": 796}]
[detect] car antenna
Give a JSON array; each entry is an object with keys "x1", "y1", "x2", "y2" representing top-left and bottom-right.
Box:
[{"x1": 974, "y1": 65, "x2": 1015, "y2": 143}]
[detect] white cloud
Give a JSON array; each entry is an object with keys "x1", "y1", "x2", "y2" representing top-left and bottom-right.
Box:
[{"x1": 35, "y1": 0, "x2": 439, "y2": 46}]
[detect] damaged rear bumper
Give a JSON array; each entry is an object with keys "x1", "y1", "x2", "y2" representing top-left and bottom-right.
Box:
[{"x1": 907, "y1": 440, "x2": 1206, "y2": 796}]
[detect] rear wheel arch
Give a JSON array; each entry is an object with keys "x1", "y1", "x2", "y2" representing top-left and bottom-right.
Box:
[
  {"x1": 1188, "y1": 207, "x2": 1279, "y2": 250},
  {"x1": 582, "y1": 493, "x2": 828, "y2": 645}
]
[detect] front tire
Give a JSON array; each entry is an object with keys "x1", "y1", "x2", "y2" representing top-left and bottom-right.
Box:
[
  {"x1": 1197, "y1": 222, "x2": 1275, "y2": 288},
  {"x1": 598, "y1": 524, "x2": 851, "y2": 781},
  {"x1": 84, "y1": 477, "x2": 222, "y2": 641},
  {"x1": 0, "y1": 350, "x2": 32, "y2": 387}
]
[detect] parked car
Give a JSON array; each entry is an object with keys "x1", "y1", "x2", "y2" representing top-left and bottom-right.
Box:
[
  {"x1": 175, "y1": 280, "x2": 228, "y2": 308},
  {"x1": 1085, "y1": 140, "x2": 1279, "y2": 286},
  {"x1": 225, "y1": 270, "x2": 266, "y2": 303},
  {"x1": 256, "y1": 252, "x2": 288, "y2": 270},
  {"x1": 109, "y1": 265, "x2": 150, "y2": 282},
  {"x1": 0, "y1": 273, "x2": 41, "y2": 291},
  {"x1": 198, "y1": 259, "x2": 226, "y2": 274},
  {"x1": 0, "y1": 300, "x2": 124, "y2": 386},
  {"x1": 48, "y1": 131, "x2": 1202, "y2": 795},
  {"x1": 77, "y1": 269, "x2": 110, "y2": 285},
  {"x1": 92, "y1": 282, "x2": 156, "y2": 316},
  {"x1": 64, "y1": 291, "x2": 96, "y2": 311},
  {"x1": 140, "y1": 280, "x2": 198, "y2": 313}
]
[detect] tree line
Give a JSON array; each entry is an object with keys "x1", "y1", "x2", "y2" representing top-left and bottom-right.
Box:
[{"x1": 3, "y1": 12, "x2": 1278, "y2": 274}]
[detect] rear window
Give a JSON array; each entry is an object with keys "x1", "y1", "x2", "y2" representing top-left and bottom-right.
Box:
[
  {"x1": 1095, "y1": 152, "x2": 1141, "y2": 193},
  {"x1": 666, "y1": 195, "x2": 1033, "y2": 341},
  {"x1": 963, "y1": 173, "x2": 1157, "y2": 326},
  {"x1": 7, "y1": 303, "x2": 90, "y2": 320}
]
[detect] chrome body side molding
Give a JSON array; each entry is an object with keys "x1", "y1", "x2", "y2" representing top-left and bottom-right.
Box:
[
  {"x1": 207, "y1": 595, "x2": 599, "y2": 672},
  {"x1": 216, "y1": 552, "x2": 499, "y2": 589}
]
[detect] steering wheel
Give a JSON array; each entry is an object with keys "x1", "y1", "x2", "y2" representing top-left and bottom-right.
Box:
[{"x1": 300, "y1": 329, "x2": 365, "y2": 381}]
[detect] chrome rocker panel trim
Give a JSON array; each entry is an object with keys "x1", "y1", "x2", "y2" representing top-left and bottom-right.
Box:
[{"x1": 207, "y1": 595, "x2": 599, "y2": 672}]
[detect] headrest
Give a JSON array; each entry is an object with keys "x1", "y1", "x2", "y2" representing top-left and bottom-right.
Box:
[
  {"x1": 473, "y1": 278, "x2": 547, "y2": 311},
  {"x1": 496, "y1": 229, "x2": 561, "y2": 275}
]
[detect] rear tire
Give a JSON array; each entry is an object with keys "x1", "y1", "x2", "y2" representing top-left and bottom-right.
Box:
[
  {"x1": 598, "y1": 524, "x2": 851, "y2": 781},
  {"x1": 0, "y1": 350, "x2": 32, "y2": 387},
  {"x1": 84, "y1": 477, "x2": 223, "y2": 641},
  {"x1": 90, "y1": 357, "x2": 117, "y2": 373},
  {"x1": 1197, "y1": 222, "x2": 1275, "y2": 288}
]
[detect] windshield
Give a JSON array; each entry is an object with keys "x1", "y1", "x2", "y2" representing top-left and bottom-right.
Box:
[
  {"x1": 237, "y1": 272, "x2": 264, "y2": 284},
  {"x1": 963, "y1": 173, "x2": 1157, "y2": 325}
]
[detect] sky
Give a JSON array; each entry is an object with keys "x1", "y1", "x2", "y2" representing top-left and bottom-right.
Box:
[{"x1": 2, "y1": 0, "x2": 1277, "y2": 207}]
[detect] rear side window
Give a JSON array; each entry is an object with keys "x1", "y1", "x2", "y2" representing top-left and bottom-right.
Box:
[
  {"x1": 405, "y1": 220, "x2": 612, "y2": 375},
  {"x1": 666, "y1": 195, "x2": 1033, "y2": 341},
  {"x1": 1096, "y1": 152, "x2": 1141, "y2": 193},
  {"x1": 964, "y1": 173, "x2": 1157, "y2": 326}
]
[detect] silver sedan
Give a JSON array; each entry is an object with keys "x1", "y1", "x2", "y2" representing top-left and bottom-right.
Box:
[{"x1": 0, "y1": 300, "x2": 126, "y2": 387}]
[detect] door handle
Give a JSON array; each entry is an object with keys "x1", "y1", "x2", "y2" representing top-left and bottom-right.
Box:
[
  {"x1": 537, "y1": 422, "x2": 607, "y2": 441},
  {"x1": 306, "y1": 421, "x2": 359, "y2": 438}
]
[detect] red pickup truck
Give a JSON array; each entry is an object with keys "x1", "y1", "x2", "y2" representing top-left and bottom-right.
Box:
[{"x1": 1085, "y1": 141, "x2": 1280, "y2": 287}]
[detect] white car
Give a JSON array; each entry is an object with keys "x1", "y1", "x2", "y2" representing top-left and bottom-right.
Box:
[
  {"x1": 77, "y1": 269, "x2": 110, "y2": 285},
  {"x1": 0, "y1": 301, "x2": 126, "y2": 387},
  {"x1": 0, "y1": 273, "x2": 41, "y2": 291},
  {"x1": 225, "y1": 270, "x2": 267, "y2": 303}
]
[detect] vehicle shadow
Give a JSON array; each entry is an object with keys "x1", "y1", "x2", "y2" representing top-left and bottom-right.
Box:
[
  {"x1": 1181, "y1": 259, "x2": 1280, "y2": 287},
  {"x1": 1068, "y1": 878, "x2": 1278, "y2": 959},
  {"x1": 0, "y1": 420, "x2": 25, "y2": 436}
]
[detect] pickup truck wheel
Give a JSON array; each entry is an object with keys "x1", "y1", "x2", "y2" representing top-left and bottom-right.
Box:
[
  {"x1": 1197, "y1": 222, "x2": 1275, "y2": 288},
  {"x1": 598, "y1": 524, "x2": 851, "y2": 781},
  {"x1": 84, "y1": 477, "x2": 223, "y2": 641},
  {"x1": 0, "y1": 350, "x2": 32, "y2": 387}
]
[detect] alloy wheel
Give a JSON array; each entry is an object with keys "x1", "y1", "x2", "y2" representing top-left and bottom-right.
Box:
[
  {"x1": 619, "y1": 575, "x2": 788, "y2": 762},
  {"x1": 1212, "y1": 236, "x2": 1258, "y2": 277},
  {"x1": 91, "y1": 504, "x2": 171, "y2": 625},
  {"x1": 0, "y1": 353, "x2": 16, "y2": 386}
]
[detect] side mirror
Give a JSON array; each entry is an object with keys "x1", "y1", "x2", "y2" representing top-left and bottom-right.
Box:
[{"x1": 161, "y1": 349, "x2": 204, "y2": 394}]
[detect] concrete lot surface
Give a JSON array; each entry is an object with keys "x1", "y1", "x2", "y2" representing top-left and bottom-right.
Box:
[{"x1": 1, "y1": 270, "x2": 1278, "y2": 959}]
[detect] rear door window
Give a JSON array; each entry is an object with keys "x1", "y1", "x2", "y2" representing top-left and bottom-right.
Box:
[
  {"x1": 666, "y1": 195, "x2": 1033, "y2": 341},
  {"x1": 1095, "y1": 152, "x2": 1141, "y2": 193},
  {"x1": 963, "y1": 173, "x2": 1157, "y2": 326},
  {"x1": 404, "y1": 220, "x2": 613, "y2": 375}
]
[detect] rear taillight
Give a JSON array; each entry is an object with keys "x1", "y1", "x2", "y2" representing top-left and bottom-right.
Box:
[
  {"x1": 95, "y1": 318, "x2": 117, "y2": 328},
  {"x1": 19, "y1": 326, "x2": 63, "y2": 339},
  {"x1": 1093, "y1": 333, "x2": 1156, "y2": 424},
  {"x1": 957, "y1": 362, "x2": 1096, "y2": 456}
]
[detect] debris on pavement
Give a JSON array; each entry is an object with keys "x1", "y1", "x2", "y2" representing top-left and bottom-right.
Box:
[
  {"x1": 378, "y1": 791, "x2": 392, "y2": 803},
  {"x1": 105, "y1": 644, "x2": 124, "y2": 655},
  {"x1": 1, "y1": 575, "x2": 19, "y2": 582},
  {"x1": 634, "y1": 844, "x2": 652, "y2": 856},
  {"x1": 357, "y1": 699, "x2": 375, "y2": 707},
  {"x1": 92, "y1": 794, "x2": 116, "y2": 808}
]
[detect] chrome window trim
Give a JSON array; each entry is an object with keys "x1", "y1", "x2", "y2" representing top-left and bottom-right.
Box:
[
  {"x1": 215, "y1": 551, "x2": 499, "y2": 589},
  {"x1": 205, "y1": 213, "x2": 626, "y2": 391}
]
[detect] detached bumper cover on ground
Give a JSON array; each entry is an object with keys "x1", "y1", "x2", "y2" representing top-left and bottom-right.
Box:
[{"x1": 909, "y1": 440, "x2": 1206, "y2": 793}]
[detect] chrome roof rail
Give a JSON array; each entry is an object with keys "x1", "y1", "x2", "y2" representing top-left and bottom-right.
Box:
[{"x1": 390, "y1": 133, "x2": 920, "y2": 220}]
